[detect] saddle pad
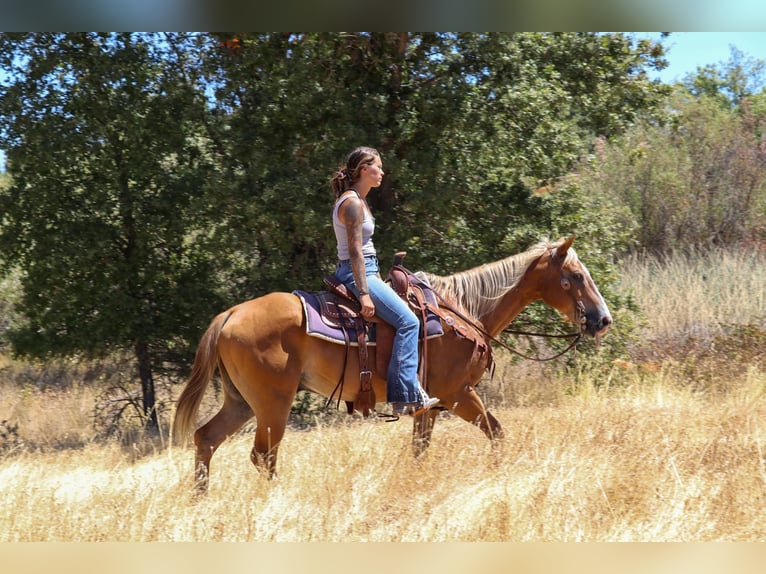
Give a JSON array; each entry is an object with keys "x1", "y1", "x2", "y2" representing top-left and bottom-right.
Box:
[{"x1": 293, "y1": 290, "x2": 443, "y2": 346}]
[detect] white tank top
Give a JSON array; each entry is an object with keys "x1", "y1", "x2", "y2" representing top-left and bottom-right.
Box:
[{"x1": 333, "y1": 191, "x2": 376, "y2": 261}]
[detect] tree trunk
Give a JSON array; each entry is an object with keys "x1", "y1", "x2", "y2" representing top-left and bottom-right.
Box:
[{"x1": 135, "y1": 340, "x2": 159, "y2": 431}]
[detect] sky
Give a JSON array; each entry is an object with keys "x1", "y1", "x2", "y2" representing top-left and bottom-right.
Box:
[
  {"x1": 2, "y1": 32, "x2": 766, "y2": 173},
  {"x1": 641, "y1": 32, "x2": 766, "y2": 83}
]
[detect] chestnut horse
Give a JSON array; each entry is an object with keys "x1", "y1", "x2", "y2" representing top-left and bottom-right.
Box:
[{"x1": 173, "y1": 237, "x2": 611, "y2": 490}]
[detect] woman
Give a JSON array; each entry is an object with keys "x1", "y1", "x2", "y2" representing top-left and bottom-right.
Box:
[{"x1": 330, "y1": 146, "x2": 439, "y2": 416}]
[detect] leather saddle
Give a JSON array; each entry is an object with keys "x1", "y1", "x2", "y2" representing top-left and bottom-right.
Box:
[{"x1": 294, "y1": 252, "x2": 489, "y2": 417}]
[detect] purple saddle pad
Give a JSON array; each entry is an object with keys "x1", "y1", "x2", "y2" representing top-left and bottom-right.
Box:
[{"x1": 293, "y1": 290, "x2": 443, "y2": 346}]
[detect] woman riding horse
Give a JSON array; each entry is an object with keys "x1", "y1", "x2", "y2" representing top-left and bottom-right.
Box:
[
  {"x1": 329, "y1": 146, "x2": 438, "y2": 416},
  {"x1": 173, "y1": 231, "x2": 612, "y2": 491}
]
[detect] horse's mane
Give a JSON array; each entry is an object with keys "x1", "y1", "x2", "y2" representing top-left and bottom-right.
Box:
[{"x1": 421, "y1": 239, "x2": 578, "y2": 320}]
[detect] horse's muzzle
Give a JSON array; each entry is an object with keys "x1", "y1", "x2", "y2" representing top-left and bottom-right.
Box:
[{"x1": 583, "y1": 313, "x2": 612, "y2": 346}]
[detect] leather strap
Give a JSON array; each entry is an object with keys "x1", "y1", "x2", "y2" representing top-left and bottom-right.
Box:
[
  {"x1": 353, "y1": 316, "x2": 375, "y2": 416},
  {"x1": 410, "y1": 284, "x2": 430, "y2": 393}
]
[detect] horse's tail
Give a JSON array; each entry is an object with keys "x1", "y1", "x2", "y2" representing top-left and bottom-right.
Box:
[{"x1": 172, "y1": 310, "x2": 231, "y2": 446}]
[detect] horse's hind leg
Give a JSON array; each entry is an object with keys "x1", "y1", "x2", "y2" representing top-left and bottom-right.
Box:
[
  {"x1": 249, "y1": 397, "x2": 294, "y2": 479},
  {"x1": 250, "y1": 425, "x2": 282, "y2": 479},
  {"x1": 412, "y1": 408, "x2": 440, "y2": 458},
  {"x1": 193, "y1": 384, "x2": 254, "y2": 492}
]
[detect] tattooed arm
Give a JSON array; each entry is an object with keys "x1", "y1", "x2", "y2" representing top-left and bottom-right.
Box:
[{"x1": 339, "y1": 195, "x2": 375, "y2": 317}]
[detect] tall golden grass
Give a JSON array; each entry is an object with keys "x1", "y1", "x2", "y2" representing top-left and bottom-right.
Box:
[
  {"x1": 619, "y1": 247, "x2": 766, "y2": 345},
  {"x1": 1, "y1": 247, "x2": 765, "y2": 541}
]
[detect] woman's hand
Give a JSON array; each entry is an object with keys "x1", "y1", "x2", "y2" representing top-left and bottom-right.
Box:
[{"x1": 359, "y1": 293, "x2": 375, "y2": 318}]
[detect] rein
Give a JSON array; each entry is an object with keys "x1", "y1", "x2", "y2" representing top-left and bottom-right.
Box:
[
  {"x1": 423, "y1": 274, "x2": 582, "y2": 363},
  {"x1": 499, "y1": 327, "x2": 581, "y2": 361}
]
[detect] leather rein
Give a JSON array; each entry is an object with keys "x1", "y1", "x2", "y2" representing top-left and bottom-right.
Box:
[
  {"x1": 423, "y1": 274, "x2": 583, "y2": 363},
  {"x1": 498, "y1": 325, "x2": 582, "y2": 361}
]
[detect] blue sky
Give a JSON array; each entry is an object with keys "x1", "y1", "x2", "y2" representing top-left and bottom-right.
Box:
[
  {"x1": 2, "y1": 32, "x2": 766, "y2": 173},
  {"x1": 640, "y1": 32, "x2": 766, "y2": 83}
]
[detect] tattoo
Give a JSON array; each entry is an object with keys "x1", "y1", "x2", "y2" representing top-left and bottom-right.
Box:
[{"x1": 341, "y1": 197, "x2": 369, "y2": 295}]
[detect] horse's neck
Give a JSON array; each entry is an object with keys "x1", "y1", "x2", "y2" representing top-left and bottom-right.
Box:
[
  {"x1": 475, "y1": 253, "x2": 544, "y2": 337},
  {"x1": 435, "y1": 250, "x2": 543, "y2": 338},
  {"x1": 479, "y1": 281, "x2": 537, "y2": 338}
]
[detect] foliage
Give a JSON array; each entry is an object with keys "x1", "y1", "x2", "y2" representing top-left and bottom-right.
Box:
[
  {"x1": 574, "y1": 90, "x2": 766, "y2": 253},
  {"x1": 0, "y1": 267, "x2": 22, "y2": 351},
  {"x1": 0, "y1": 32, "x2": 670, "y2": 417},
  {"x1": 0, "y1": 419, "x2": 21, "y2": 456},
  {"x1": 682, "y1": 45, "x2": 766, "y2": 109},
  {"x1": 288, "y1": 390, "x2": 350, "y2": 430},
  {"x1": 201, "y1": 32, "x2": 669, "y2": 285},
  {"x1": 0, "y1": 174, "x2": 19, "y2": 350},
  {"x1": 0, "y1": 33, "x2": 227, "y2": 428}
]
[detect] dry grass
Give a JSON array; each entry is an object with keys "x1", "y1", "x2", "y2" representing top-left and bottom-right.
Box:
[
  {"x1": 618, "y1": 247, "x2": 766, "y2": 347},
  {"x1": 2, "y1": 247, "x2": 766, "y2": 542},
  {"x1": 2, "y1": 365, "x2": 766, "y2": 542}
]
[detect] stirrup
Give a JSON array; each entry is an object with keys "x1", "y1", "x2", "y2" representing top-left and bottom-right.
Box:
[
  {"x1": 412, "y1": 396, "x2": 440, "y2": 416},
  {"x1": 392, "y1": 396, "x2": 440, "y2": 417}
]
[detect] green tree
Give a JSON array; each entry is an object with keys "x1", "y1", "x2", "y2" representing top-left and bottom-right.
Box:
[
  {"x1": 0, "y1": 33, "x2": 223, "y2": 430},
  {"x1": 684, "y1": 45, "x2": 766, "y2": 109},
  {"x1": 0, "y1": 32, "x2": 672, "y2": 428},
  {"x1": 575, "y1": 89, "x2": 766, "y2": 253},
  {"x1": 203, "y1": 32, "x2": 668, "y2": 286},
  {"x1": 411, "y1": 32, "x2": 669, "y2": 269}
]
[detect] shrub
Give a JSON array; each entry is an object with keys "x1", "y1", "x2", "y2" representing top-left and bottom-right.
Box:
[{"x1": 577, "y1": 91, "x2": 766, "y2": 254}]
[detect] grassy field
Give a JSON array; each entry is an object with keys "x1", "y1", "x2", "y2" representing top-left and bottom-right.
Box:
[{"x1": 1, "y1": 247, "x2": 766, "y2": 542}]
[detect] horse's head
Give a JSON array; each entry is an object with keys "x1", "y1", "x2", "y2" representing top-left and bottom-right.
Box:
[{"x1": 536, "y1": 236, "x2": 612, "y2": 345}]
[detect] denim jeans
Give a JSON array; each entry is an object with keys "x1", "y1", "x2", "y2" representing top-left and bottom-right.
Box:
[{"x1": 334, "y1": 255, "x2": 421, "y2": 403}]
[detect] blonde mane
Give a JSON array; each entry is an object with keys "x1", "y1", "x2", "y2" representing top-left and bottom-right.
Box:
[{"x1": 421, "y1": 239, "x2": 578, "y2": 321}]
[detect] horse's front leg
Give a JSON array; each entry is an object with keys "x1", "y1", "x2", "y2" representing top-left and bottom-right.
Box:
[
  {"x1": 448, "y1": 383, "x2": 505, "y2": 442},
  {"x1": 412, "y1": 408, "x2": 440, "y2": 458}
]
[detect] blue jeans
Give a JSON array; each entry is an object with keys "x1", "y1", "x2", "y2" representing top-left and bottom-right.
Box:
[{"x1": 334, "y1": 256, "x2": 421, "y2": 403}]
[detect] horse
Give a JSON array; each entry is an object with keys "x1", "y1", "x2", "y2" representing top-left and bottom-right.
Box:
[{"x1": 172, "y1": 236, "x2": 611, "y2": 491}]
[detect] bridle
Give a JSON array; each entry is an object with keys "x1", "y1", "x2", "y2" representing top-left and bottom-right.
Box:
[
  {"x1": 432, "y1": 288, "x2": 583, "y2": 362},
  {"x1": 428, "y1": 252, "x2": 585, "y2": 363},
  {"x1": 498, "y1": 297, "x2": 586, "y2": 362}
]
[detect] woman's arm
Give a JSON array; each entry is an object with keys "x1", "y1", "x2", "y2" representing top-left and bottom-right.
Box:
[{"x1": 339, "y1": 197, "x2": 375, "y2": 316}]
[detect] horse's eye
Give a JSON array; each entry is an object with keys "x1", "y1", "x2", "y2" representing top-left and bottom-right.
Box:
[{"x1": 573, "y1": 272, "x2": 583, "y2": 282}]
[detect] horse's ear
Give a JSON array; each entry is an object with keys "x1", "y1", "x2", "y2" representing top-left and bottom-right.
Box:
[{"x1": 556, "y1": 235, "x2": 576, "y2": 259}]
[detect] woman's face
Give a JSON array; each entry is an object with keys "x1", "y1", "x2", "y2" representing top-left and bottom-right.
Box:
[{"x1": 360, "y1": 156, "x2": 384, "y2": 188}]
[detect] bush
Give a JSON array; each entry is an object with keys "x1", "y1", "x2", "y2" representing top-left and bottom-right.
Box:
[
  {"x1": 0, "y1": 419, "x2": 21, "y2": 456},
  {"x1": 0, "y1": 269, "x2": 23, "y2": 352},
  {"x1": 577, "y1": 91, "x2": 766, "y2": 254}
]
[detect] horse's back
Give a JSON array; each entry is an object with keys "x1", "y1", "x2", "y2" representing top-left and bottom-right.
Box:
[{"x1": 221, "y1": 292, "x2": 305, "y2": 344}]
